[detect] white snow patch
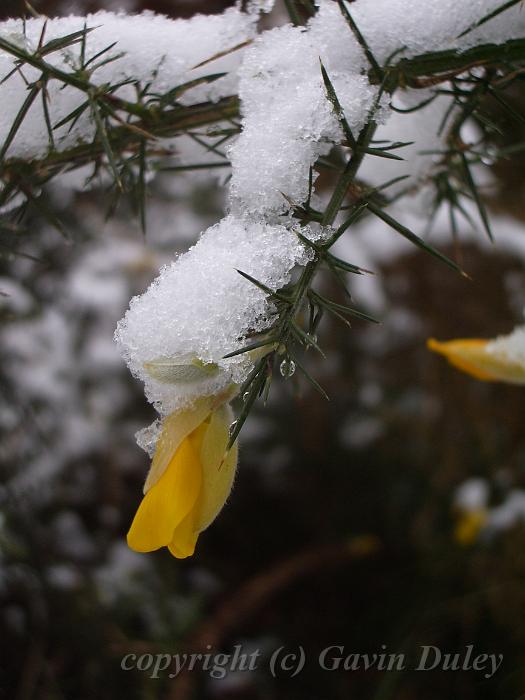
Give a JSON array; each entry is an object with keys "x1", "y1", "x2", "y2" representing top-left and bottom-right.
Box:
[{"x1": 116, "y1": 214, "x2": 314, "y2": 413}]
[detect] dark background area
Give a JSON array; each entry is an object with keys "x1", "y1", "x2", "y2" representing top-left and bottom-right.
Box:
[{"x1": 0, "y1": 0, "x2": 237, "y2": 21}]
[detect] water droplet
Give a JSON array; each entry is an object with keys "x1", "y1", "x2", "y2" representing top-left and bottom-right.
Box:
[
  {"x1": 308, "y1": 333, "x2": 318, "y2": 344},
  {"x1": 228, "y1": 421, "x2": 238, "y2": 438},
  {"x1": 280, "y1": 358, "x2": 296, "y2": 378},
  {"x1": 242, "y1": 391, "x2": 250, "y2": 402}
]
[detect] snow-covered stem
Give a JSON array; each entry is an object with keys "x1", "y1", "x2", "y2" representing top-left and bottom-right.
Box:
[{"x1": 1, "y1": 8, "x2": 525, "y2": 217}]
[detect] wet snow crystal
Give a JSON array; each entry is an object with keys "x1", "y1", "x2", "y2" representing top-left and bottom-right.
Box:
[
  {"x1": 487, "y1": 324, "x2": 525, "y2": 369},
  {"x1": 228, "y1": 19, "x2": 380, "y2": 216},
  {"x1": 0, "y1": 7, "x2": 258, "y2": 160},
  {"x1": 115, "y1": 215, "x2": 315, "y2": 414}
]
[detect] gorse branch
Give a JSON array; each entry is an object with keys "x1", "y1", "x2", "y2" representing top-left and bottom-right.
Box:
[
  {"x1": 229, "y1": 3, "x2": 525, "y2": 439},
  {"x1": 0, "y1": 28, "x2": 241, "y2": 222},
  {"x1": 1, "y1": 13, "x2": 525, "y2": 224},
  {"x1": 2, "y1": 2, "x2": 525, "y2": 444}
]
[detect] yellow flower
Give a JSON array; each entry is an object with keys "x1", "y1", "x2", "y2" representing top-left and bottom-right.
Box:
[
  {"x1": 427, "y1": 337, "x2": 525, "y2": 385},
  {"x1": 454, "y1": 509, "x2": 488, "y2": 546},
  {"x1": 127, "y1": 397, "x2": 238, "y2": 559}
]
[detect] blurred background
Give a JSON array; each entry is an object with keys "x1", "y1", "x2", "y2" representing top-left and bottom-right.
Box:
[{"x1": 1, "y1": 1, "x2": 525, "y2": 699}]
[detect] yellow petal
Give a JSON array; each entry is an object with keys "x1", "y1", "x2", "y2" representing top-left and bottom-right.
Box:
[
  {"x1": 193, "y1": 404, "x2": 238, "y2": 533},
  {"x1": 143, "y1": 396, "x2": 213, "y2": 493},
  {"x1": 166, "y1": 405, "x2": 238, "y2": 558},
  {"x1": 127, "y1": 436, "x2": 202, "y2": 553},
  {"x1": 427, "y1": 337, "x2": 525, "y2": 384},
  {"x1": 454, "y1": 510, "x2": 487, "y2": 546},
  {"x1": 168, "y1": 511, "x2": 199, "y2": 559}
]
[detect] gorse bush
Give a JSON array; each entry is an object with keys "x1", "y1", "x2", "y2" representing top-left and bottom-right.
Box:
[
  {"x1": 2, "y1": 4, "x2": 525, "y2": 699},
  {"x1": 1, "y1": 0, "x2": 525, "y2": 554}
]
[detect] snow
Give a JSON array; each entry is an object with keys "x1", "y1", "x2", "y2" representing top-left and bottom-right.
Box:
[
  {"x1": 487, "y1": 490, "x2": 525, "y2": 532},
  {"x1": 358, "y1": 90, "x2": 452, "y2": 211},
  {"x1": 46, "y1": 564, "x2": 84, "y2": 590},
  {"x1": 114, "y1": 0, "x2": 525, "y2": 418},
  {"x1": 454, "y1": 478, "x2": 490, "y2": 511},
  {"x1": 136, "y1": 419, "x2": 163, "y2": 458},
  {"x1": 231, "y1": 0, "x2": 525, "y2": 220},
  {"x1": 246, "y1": 0, "x2": 277, "y2": 13},
  {"x1": 0, "y1": 7, "x2": 257, "y2": 160},
  {"x1": 346, "y1": 0, "x2": 525, "y2": 63},
  {"x1": 0, "y1": 223, "x2": 168, "y2": 502},
  {"x1": 228, "y1": 21, "x2": 380, "y2": 216},
  {"x1": 94, "y1": 542, "x2": 151, "y2": 605},
  {"x1": 454, "y1": 477, "x2": 525, "y2": 537},
  {"x1": 452, "y1": 474, "x2": 525, "y2": 543},
  {"x1": 487, "y1": 323, "x2": 525, "y2": 368},
  {"x1": 115, "y1": 215, "x2": 316, "y2": 414},
  {"x1": 0, "y1": 277, "x2": 33, "y2": 314},
  {"x1": 2, "y1": 0, "x2": 522, "y2": 206},
  {"x1": 3, "y1": 309, "x2": 73, "y2": 402},
  {"x1": 2, "y1": 0, "x2": 525, "y2": 425},
  {"x1": 52, "y1": 511, "x2": 97, "y2": 560}
]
